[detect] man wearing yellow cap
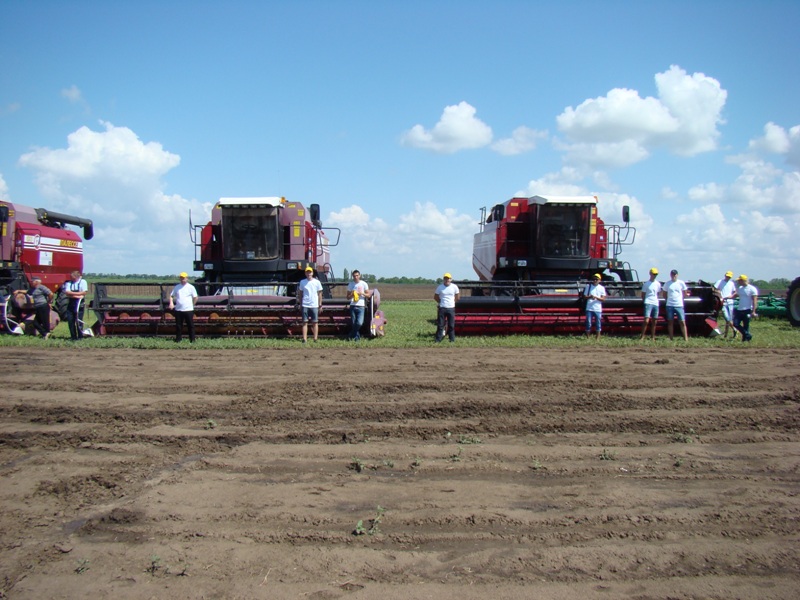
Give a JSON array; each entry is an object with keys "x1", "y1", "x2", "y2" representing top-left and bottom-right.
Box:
[
  {"x1": 434, "y1": 273, "x2": 460, "y2": 342},
  {"x1": 584, "y1": 273, "x2": 606, "y2": 340},
  {"x1": 733, "y1": 274, "x2": 758, "y2": 342},
  {"x1": 169, "y1": 272, "x2": 198, "y2": 342},
  {"x1": 640, "y1": 267, "x2": 661, "y2": 341},
  {"x1": 714, "y1": 270, "x2": 737, "y2": 339}
]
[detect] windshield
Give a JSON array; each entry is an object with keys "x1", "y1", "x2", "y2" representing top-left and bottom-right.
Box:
[
  {"x1": 222, "y1": 207, "x2": 280, "y2": 260},
  {"x1": 537, "y1": 204, "x2": 591, "y2": 258}
]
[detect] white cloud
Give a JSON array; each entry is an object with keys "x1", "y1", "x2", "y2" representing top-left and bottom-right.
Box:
[
  {"x1": 401, "y1": 101, "x2": 493, "y2": 154},
  {"x1": 17, "y1": 122, "x2": 210, "y2": 275},
  {"x1": 687, "y1": 182, "x2": 725, "y2": 203},
  {"x1": 491, "y1": 126, "x2": 547, "y2": 156},
  {"x1": 61, "y1": 85, "x2": 83, "y2": 103},
  {"x1": 328, "y1": 202, "x2": 476, "y2": 278},
  {"x1": 749, "y1": 122, "x2": 800, "y2": 170},
  {"x1": 0, "y1": 173, "x2": 8, "y2": 201},
  {"x1": 556, "y1": 65, "x2": 727, "y2": 168}
]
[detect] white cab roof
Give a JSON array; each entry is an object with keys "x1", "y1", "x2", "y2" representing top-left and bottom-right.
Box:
[
  {"x1": 529, "y1": 195, "x2": 598, "y2": 205},
  {"x1": 218, "y1": 197, "x2": 284, "y2": 207}
]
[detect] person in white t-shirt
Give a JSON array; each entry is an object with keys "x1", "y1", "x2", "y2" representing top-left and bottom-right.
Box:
[
  {"x1": 297, "y1": 266, "x2": 324, "y2": 343},
  {"x1": 434, "y1": 273, "x2": 460, "y2": 342},
  {"x1": 168, "y1": 272, "x2": 199, "y2": 342},
  {"x1": 347, "y1": 269, "x2": 371, "y2": 341},
  {"x1": 733, "y1": 274, "x2": 758, "y2": 342},
  {"x1": 662, "y1": 269, "x2": 689, "y2": 341},
  {"x1": 715, "y1": 270, "x2": 737, "y2": 339},
  {"x1": 584, "y1": 273, "x2": 606, "y2": 340},
  {"x1": 640, "y1": 267, "x2": 662, "y2": 341}
]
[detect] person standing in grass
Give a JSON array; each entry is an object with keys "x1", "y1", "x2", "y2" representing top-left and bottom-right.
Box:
[
  {"x1": 168, "y1": 272, "x2": 198, "y2": 343},
  {"x1": 715, "y1": 270, "x2": 737, "y2": 339},
  {"x1": 663, "y1": 269, "x2": 689, "y2": 342},
  {"x1": 297, "y1": 266, "x2": 323, "y2": 343},
  {"x1": 434, "y1": 273, "x2": 460, "y2": 343},
  {"x1": 64, "y1": 270, "x2": 88, "y2": 341},
  {"x1": 584, "y1": 273, "x2": 606, "y2": 340},
  {"x1": 639, "y1": 267, "x2": 661, "y2": 341},
  {"x1": 347, "y1": 269, "x2": 371, "y2": 341},
  {"x1": 27, "y1": 276, "x2": 54, "y2": 339},
  {"x1": 733, "y1": 274, "x2": 758, "y2": 342}
]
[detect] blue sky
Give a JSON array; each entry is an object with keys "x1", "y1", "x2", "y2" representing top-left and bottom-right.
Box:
[{"x1": 1, "y1": 0, "x2": 798, "y2": 282}]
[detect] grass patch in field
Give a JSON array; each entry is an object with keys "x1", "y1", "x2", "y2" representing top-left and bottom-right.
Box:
[{"x1": 2, "y1": 301, "x2": 798, "y2": 349}]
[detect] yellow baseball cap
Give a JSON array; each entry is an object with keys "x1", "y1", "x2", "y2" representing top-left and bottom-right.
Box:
[
  {"x1": 443, "y1": 273, "x2": 452, "y2": 279},
  {"x1": 649, "y1": 267, "x2": 658, "y2": 275},
  {"x1": 179, "y1": 272, "x2": 188, "y2": 278},
  {"x1": 737, "y1": 274, "x2": 748, "y2": 281},
  {"x1": 305, "y1": 266, "x2": 314, "y2": 272},
  {"x1": 725, "y1": 270, "x2": 733, "y2": 277},
  {"x1": 592, "y1": 273, "x2": 602, "y2": 279}
]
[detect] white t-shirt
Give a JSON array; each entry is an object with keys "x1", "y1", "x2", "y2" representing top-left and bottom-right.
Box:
[
  {"x1": 347, "y1": 280, "x2": 369, "y2": 307},
  {"x1": 171, "y1": 282, "x2": 198, "y2": 312},
  {"x1": 664, "y1": 279, "x2": 688, "y2": 307},
  {"x1": 641, "y1": 279, "x2": 661, "y2": 306},
  {"x1": 715, "y1": 278, "x2": 736, "y2": 305},
  {"x1": 585, "y1": 283, "x2": 606, "y2": 312},
  {"x1": 435, "y1": 283, "x2": 460, "y2": 308},
  {"x1": 299, "y1": 277, "x2": 323, "y2": 308},
  {"x1": 736, "y1": 283, "x2": 759, "y2": 311}
]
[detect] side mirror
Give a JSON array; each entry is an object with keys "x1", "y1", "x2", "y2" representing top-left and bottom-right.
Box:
[
  {"x1": 309, "y1": 203, "x2": 321, "y2": 223},
  {"x1": 622, "y1": 205, "x2": 630, "y2": 224}
]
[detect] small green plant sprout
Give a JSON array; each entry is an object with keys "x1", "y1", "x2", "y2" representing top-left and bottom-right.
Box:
[
  {"x1": 353, "y1": 506, "x2": 386, "y2": 536},
  {"x1": 411, "y1": 457, "x2": 423, "y2": 468},
  {"x1": 204, "y1": 418, "x2": 218, "y2": 430},
  {"x1": 449, "y1": 446, "x2": 463, "y2": 462},
  {"x1": 599, "y1": 448, "x2": 617, "y2": 461},
  {"x1": 530, "y1": 458, "x2": 544, "y2": 471},
  {"x1": 670, "y1": 428, "x2": 696, "y2": 443},
  {"x1": 444, "y1": 431, "x2": 452, "y2": 442},
  {"x1": 349, "y1": 457, "x2": 365, "y2": 473},
  {"x1": 74, "y1": 558, "x2": 90, "y2": 574},
  {"x1": 353, "y1": 519, "x2": 367, "y2": 535},
  {"x1": 458, "y1": 434, "x2": 482, "y2": 445},
  {"x1": 674, "y1": 457, "x2": 684, "y2": 468},
  {"x1": 382, "y1": 458, "x2": 395, "y2": 468},
  {"x1": 146, "y1": 554, "x2": 162, "y2": 576}
]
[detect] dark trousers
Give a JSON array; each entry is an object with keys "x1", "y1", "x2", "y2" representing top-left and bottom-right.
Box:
[
  {"x1": 733, "y1": 308, "x2": 753, "y2": 341},
  {"x1": 67, "y1": 300, "x2": 84, "y2": 340},
  {"x1": 175, "y1": 310, "x2": 195, "y2": 342},
  {"x1": 32, "y1": 304, "x2": 51, "y2": 337},
  {"x1": 436, "y1": 307, "x2": 456, "y2": 342}
]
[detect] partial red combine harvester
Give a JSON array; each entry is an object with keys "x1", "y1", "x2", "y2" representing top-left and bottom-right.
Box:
[
  {"x1": 90, "y1": 197, "x2": 384, "y2": 338},
  {"x1": 456, "y1": 194, "x2": 719, "y2": 336},
  {"x1": 0, "y1": 200, "x2": 94, "y2": 334}
]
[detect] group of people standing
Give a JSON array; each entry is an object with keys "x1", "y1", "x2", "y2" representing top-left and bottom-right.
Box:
[
  {"x1": 25, "y1": 270, "x2": 89, "y2": 341},
  {"x1": 636, "y1": 268, "x2": 758, "y2": 342}
]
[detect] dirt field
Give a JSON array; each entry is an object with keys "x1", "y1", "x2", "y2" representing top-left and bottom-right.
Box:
[{"x1": 1, "y1": 343, "x2": 798, "y2": 600}]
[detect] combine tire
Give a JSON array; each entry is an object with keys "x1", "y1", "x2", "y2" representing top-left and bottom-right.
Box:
[{"x1": 788, "y1": 277, "x2": 800, "y2": 327}]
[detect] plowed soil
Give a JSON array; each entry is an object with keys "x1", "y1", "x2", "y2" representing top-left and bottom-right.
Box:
[{"x1": 1, "y1": 343, "x2": 798, "y2": 600}]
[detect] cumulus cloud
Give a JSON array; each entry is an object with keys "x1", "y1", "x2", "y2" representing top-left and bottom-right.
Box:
[
  {"x1": 17, "y1": 122, "x2": 210, "y2": 275},
  {"x1": 491, "y1": 126, "x2": 547, "y2": 156},
  {"x1": 401, "y1": 101, "x2": 493, "y2": 154},
  {"x1": 749, "y1": 122, "x2": 800, "y2": 170},
  {"x1": 556, "y1": 65, "x2": 727, "y2": 168},
  {"x1": 328, "y1": 202, "x2": 476, "y2": 278},
  {"x1": 0, "y1": 173, "x2": 8, "y2": 201}
]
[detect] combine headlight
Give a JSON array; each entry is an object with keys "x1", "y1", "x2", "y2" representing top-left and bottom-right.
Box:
[
  {"x1": 516, "y1": 259, "x2": 528, "y2": 267},
  {"x1": 203, "y1": 263, "x2": 214, "y2": 270},
  {"x1": 597, "y1": 260, "x2": 609, "y2": 268},
  {"x1": 287, "y1": 262, "x2": 299, "y2": 270}
]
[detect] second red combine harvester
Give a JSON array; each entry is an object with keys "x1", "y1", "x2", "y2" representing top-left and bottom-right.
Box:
[
  {"x1": 90, "y1": 197, "x2": 383, "y2": 338},
  {"x1": 456, "y1": 194, "x2": 719, "y2": 336}
]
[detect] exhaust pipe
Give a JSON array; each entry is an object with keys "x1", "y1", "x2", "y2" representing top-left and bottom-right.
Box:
[{"x1": 35, "y1": 208, "x2": 94, "y2": 240}]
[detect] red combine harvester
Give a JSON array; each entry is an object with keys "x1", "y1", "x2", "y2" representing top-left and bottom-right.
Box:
[
  {"x1": 90, "y1": 197, "x2": 384, "y2": 338},
  {"x1": 456, "y1": 194, "x2": 719, "y2": 336},
  {"x1": 1, "y1": 200, "x2": 94, "y2": 334}
]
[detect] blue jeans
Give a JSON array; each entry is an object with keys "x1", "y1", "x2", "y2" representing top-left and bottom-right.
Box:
[
  {"x1": 349, "y1": 305, "x2": 365, "y2": 340},
  {"x1": 666, "y1": 306, "x2": 685, "y2": 321},
  {"x1": 436, "y1": 307, "x2": 456, "y2": 342},
  {"x1": 734, "y1": 308, "x2": 752, "y2": 340},
  {"x1": 585, "y1": 310, "x2": 602, "y2": 333}
]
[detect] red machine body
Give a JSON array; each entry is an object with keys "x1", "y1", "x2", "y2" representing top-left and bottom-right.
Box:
[
  {"x1": 457, "y1": 194, "x2": 718, "y2": 336},
  {"x1": 1, "y1": 200, "x2": 94, "y2": 334},
  {"x1": 90, "y1": 197, "x2": 384, "y2": 338}
]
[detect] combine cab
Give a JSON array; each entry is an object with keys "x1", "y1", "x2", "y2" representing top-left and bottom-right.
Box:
[
  {"x1": 457, "y1": 195, "x2": 719, "y2": 336},
  {"x1": 1, "y1": 201, "x2": 93, "y2": 335},
  {"x1": 90, "y1": 197, "x2": 384, "y2": 338}
]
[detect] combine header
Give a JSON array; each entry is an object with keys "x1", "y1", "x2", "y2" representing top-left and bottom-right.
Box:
[
  {"x1": 1, "y1": 201, "x2": 93, "y2": 335},
  {"x1": 456, "y1": 195, "x2": 719, "y2": 336},
  {"x1": 90, "y1": 197, "x2": 383, "y2": 338}
]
